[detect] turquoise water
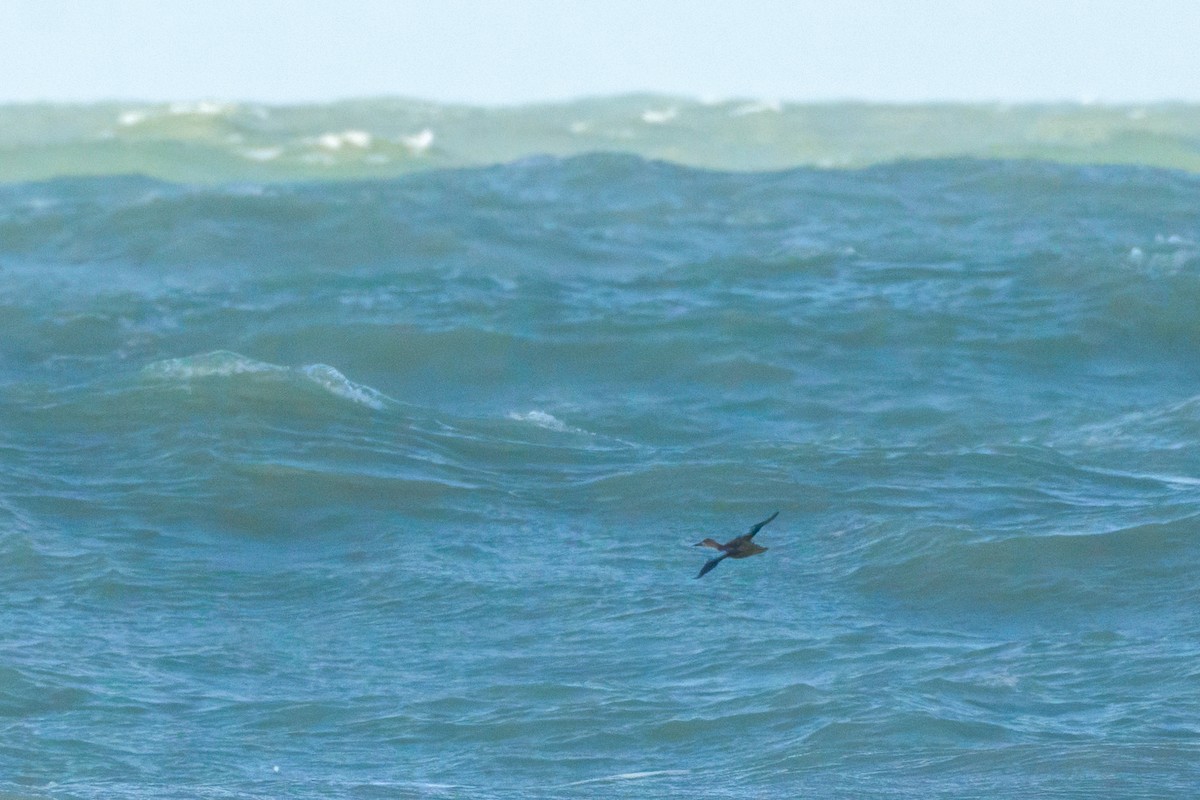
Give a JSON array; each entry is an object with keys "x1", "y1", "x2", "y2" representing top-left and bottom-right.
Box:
[
  {"x1": 2, "y1": 124, "x2": 1200, "y2": 797},
  {"x1": 4, "y1": 98, "x2": 1200, "y2": 183}
]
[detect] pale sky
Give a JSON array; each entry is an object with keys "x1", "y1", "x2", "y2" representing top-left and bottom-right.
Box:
[{"x1": 6, "y1": 0, "x2": 1200, "y2": 105}]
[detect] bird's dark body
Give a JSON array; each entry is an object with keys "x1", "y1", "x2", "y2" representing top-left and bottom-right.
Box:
[{"x1": 693, "y1": 511, "x2": 779, "y2": 578}]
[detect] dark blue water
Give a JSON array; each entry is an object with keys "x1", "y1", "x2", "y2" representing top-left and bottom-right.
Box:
[{"x1": 2, "y1": 156, "x2": 1199, "y2": 798}]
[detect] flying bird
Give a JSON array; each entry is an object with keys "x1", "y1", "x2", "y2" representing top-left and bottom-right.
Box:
[{"x1": 693, "y1": 511, "x2": 779, "y2": 578}]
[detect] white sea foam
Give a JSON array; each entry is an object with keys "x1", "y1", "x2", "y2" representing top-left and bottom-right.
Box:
[
  {"x1": 143, "y1": 351, "x2": 283, "y2": 379},
  {"x1": 507, "y1": 410, "x2": 576, "y2": 433},
  {"x1": 299, "y1": 364, "x2": 391, "y2": 410},
  {"x1": 119, "y1": 101, "x2": 233, "y2": 129},
  {"x1": 641, "y1": 107, "x2": 678, "y2": 124},
  {"x1": 505, "y1": 410, "x2": 640, "y2": 449},
  {"x1": 507, "y1": 409, "x2": 601, "y2": 436},
  {"x1": 730, "y1": 98, "x2": 783, "y2": 116},
  {"x1": 558, "y1": 769, "x2": 690, "y2": 787},
  {"x1": 315, "y1": 130, "x2": 373, "y2": 150},
  {"x1": 1125, "y1": 234, "x2": 1198, "y2": 275},
  {"x1": 1158, "y1": 234, "x2": 1195, "y2": 246},
  {"x1": 142, "y1": 351, "x2": 392, "y2": 410},
  {"x1": 401, "y1": 129, "x2": 435, "y2": 154},
  {"x1": 169, "y1": 101, "x2": 232, "y2": 116}
]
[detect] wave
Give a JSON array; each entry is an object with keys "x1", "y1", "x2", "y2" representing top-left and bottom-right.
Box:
[
  {"x1": 853, "y1": 514, "x2": 1200, "y2": 620},
  {"x1": 555, "y1": 769, "x2": 691, "y2": 787},
  {"x1": 141, "y1": 350, "x2": 393, "y2": 410},
  {"x1": 1082, "y1": 394, "x2": 1200, "y2": 441},
  {"x1": 508, "y1": 409, "x2": 569, "y2": 431},
  {"x1": 507, "y1": 410, "x2": 589, "y2": 435},
  {"x1": 4, "y1": 98, "x2": 1200, "y2": 184},
  {"x1": 5, "y1": 157, "x2": 1198, "y2": 286}
]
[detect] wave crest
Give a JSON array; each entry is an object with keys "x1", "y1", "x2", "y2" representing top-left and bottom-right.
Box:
[{"x1": 142, "y1": 350, "x2": 392, "y2": 410}]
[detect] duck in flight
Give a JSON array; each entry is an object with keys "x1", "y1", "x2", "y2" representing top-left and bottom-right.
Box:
[{"x1": 693, "y1": 511, "x2": 779, "y2": 578}]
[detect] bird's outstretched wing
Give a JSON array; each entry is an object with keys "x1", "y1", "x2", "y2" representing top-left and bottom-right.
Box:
[
  {"x1": 696, "y1": 553, "x2": 728, "y2": 578},
  {"x1": 744, "y1": 510, "x2": 779, "y2": 539}
]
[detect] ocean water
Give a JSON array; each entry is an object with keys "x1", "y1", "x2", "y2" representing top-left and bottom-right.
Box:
[
  {"x1": 4, "y1": 98, "x2": 1200, "y2": 183},
  {"x1": 2, "y1": 107, "x2": 1200, "y2": 799}
]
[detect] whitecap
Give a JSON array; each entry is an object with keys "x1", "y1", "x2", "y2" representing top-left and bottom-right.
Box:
[
  {"x1": 168, "y1": 100, "x2": 233, "y2": 116},
  {"x1": 142, "y1": 351, "x2": 393, "y2": 411},
  {"x1": 731, "y1": 98, "x2": 783, "y2": 116},
  {"x1": 315, "y1": 130, "x2": 373, "y2": 150},
  {"x1": 299, "y1": 364, "x2": 391, "y2": 410},
  {"x1": 402, "y1": 129, "x2": 435, "y2": 154},
  {"x1": 118, "y1": 110, "x2": 148, "y2": 127},
  {"x1": 341, "y1": 129, "x2": 372, "y2": 148},
  {"x1": 507, "y1": 410, "x2": 578, "y2": 433},
  {"x1": 315, "y1": 133, "x2": 343, "y2": 150},
  {"x1": 505, "y1": 410, "x2": 641, "y2": 449},
  {"x1": 142, "y1": 350, "x2": 283, "y2": 379},
  {"x1": 641, "y1": 107, "x2": 678, "y2": 124}
]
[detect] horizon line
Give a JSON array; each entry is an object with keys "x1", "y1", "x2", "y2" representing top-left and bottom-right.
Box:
[{"x1": 4, "y1": 92, "x2": 1200, "y2": 110}]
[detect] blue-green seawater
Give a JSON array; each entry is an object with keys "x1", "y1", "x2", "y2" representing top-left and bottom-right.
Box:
[{"x1": 2, "y1": 154, "x2": 1199, "y2": 798}]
